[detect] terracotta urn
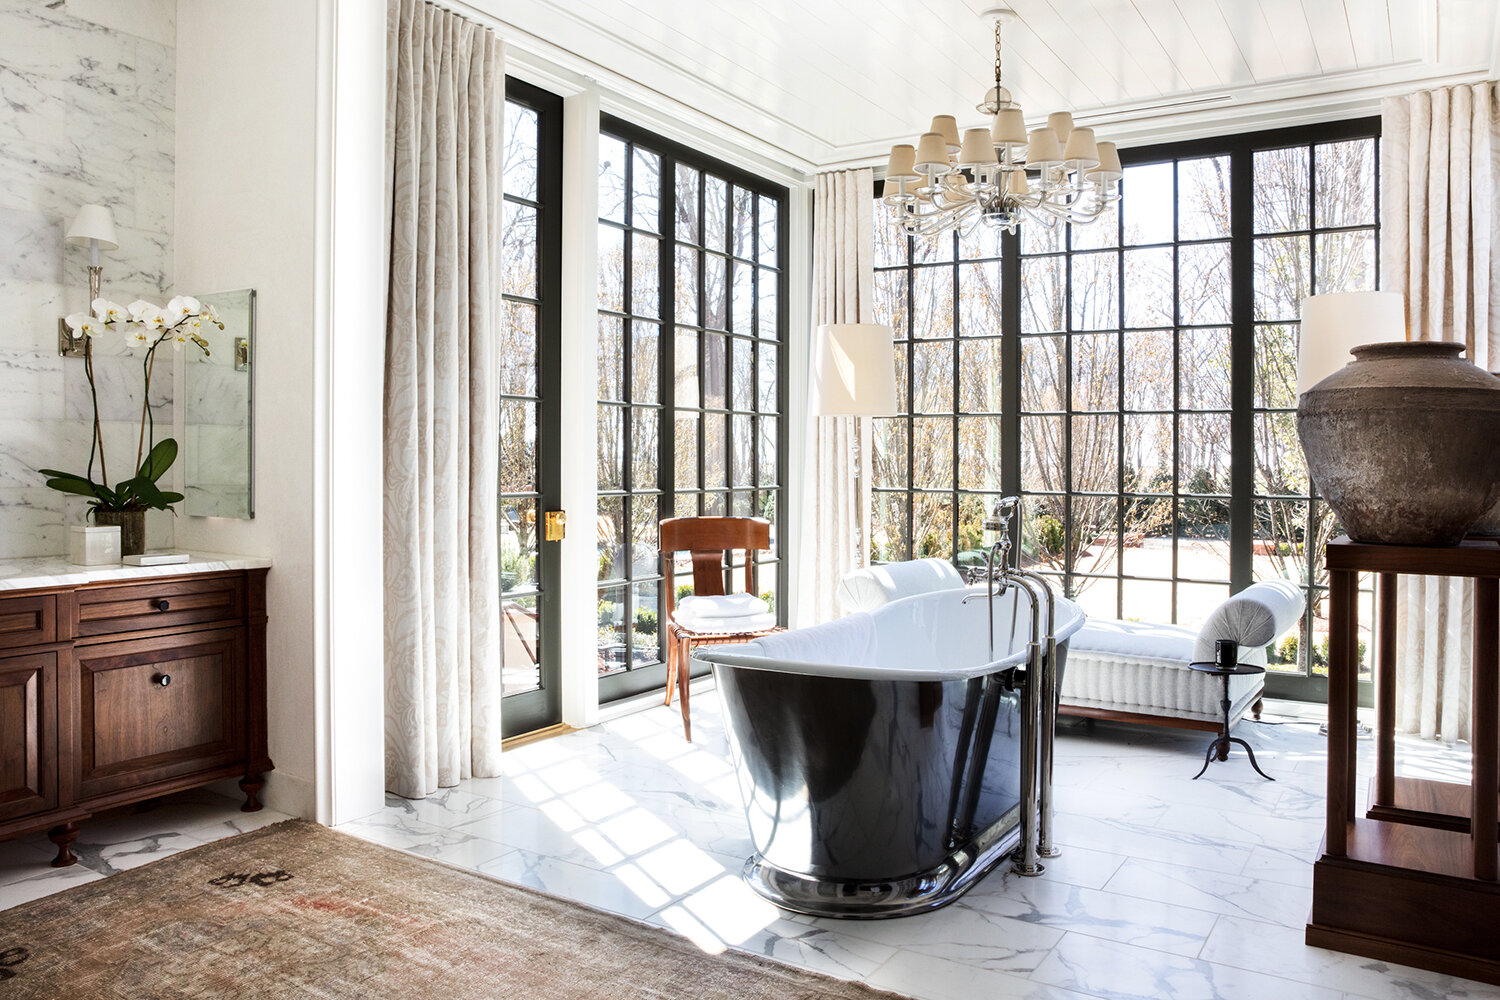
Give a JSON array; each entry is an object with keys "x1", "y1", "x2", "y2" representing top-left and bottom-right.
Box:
[{"x1": 1296, "y1": 341, "x2": 1500, "y2": 546}]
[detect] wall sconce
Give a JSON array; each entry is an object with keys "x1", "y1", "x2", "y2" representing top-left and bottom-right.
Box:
[{"x1": 59, "y1": 204, "x2": 118, "y2": 358}]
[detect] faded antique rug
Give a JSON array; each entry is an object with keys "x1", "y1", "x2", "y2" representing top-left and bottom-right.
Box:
[{"x1": 0, "y1": 820, "x2": 902, "y2": 999}]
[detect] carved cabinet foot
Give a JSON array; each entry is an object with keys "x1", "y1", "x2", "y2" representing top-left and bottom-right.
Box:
[
  {"x1": 47, "y1": 822, "x2": 80, "y2": 868},
  {"x1": 239, "y1": 773, "x2": 265, "y2": 813}
]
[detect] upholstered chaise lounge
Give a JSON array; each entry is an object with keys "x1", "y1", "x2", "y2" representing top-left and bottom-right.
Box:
[{"x1": 837, "y1": 560, "x2": 1304, "y2": 733}]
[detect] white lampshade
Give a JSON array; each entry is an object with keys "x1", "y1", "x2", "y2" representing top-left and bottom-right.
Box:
[
  {"x1": 1297, "y1": 291, "x2": 1406, "y2": 395},
  {"x1": 991, "y1": 107, "x2": 1027, "y2": 148},
  {"x1": 809, "y1": 323, "x2": 898, "y2": 416},
  {"x1": 885, "y1": 143, "x2": 919, "y2": 181},
  {"x1": 1025, "y1": 128, "x2": 1062, "y2": 167},
  {"x1": 913, "y1": 132, "x2": 951, "y2": 175},
  {"x1": 929, "y1": 115, "x2": 961, "y2": 151},
  {"x1": 1088, "y1": 141, "x2": 1122, "y2": 181},
  {"x1": 1007, "y1": 170, "x2": 1030, "y2": 196},
  {"x1": 1061, "y1": 126, "x2": 1099, "y2": 170},
  {"x1": 64, "y1": 204, "x2": 118, "y2": 251},
  {"x1": 958, "y1": 128, "x2": 996, "y2": 167},
  {"x1": 1046, "y1": 111, "x2": 1074, "y2": 144}
]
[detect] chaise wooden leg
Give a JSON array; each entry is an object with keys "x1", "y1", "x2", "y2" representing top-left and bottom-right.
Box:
[
  {"x1": 47, "y1": 822, "x2": 80, "y2": 868},
  {"x1": 239, "y1": 773, "x2": 265, "y2": 812},
  {"x1": 1252, "y1": 697, "x2": 1264, "y2": 721}
]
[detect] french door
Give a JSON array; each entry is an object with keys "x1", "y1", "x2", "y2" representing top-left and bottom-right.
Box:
[{"x1": 498, "y1": 78, "x2": 563, "y2": 737}]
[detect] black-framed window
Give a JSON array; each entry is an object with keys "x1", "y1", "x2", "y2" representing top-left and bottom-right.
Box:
[
  {"x1": 498, "y1": 77, "x2": 564, "y2": 735},
  {"x1": 596, "y1": 117, "x2": 788, "y2": 696},
  {"x1": 871, "y1": 117, "x2": 1380, "y2": 699},
  {"x1": 871, "y1": 218, "x2": 1005, "y2": 568}
]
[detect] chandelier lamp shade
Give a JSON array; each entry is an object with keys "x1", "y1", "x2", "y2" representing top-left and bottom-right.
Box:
[{"x1": 882, "y1": 8, "x2": 1122, "y2": 238}]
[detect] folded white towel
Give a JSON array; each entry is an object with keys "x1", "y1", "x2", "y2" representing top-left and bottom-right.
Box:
[
  {"x1": 673, "y1": 612, "x2": 778, "y2": 634},
  {"x1": 677, "y1": 594, "x2": 769, "y2": 619}
]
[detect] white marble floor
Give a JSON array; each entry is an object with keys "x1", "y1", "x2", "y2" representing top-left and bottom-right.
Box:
[{"x1": 2, "y1": 694, "x2": 1495, "y2": 1000}]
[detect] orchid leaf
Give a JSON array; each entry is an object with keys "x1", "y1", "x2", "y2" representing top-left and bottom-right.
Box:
[{"x1": 137, "y1": 438, "x2": 178, "y2": 483}]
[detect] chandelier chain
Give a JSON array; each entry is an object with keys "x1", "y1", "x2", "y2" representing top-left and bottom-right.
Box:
[{"x1": 994, "y1": 19, "x2": 1003, "y2": 96}]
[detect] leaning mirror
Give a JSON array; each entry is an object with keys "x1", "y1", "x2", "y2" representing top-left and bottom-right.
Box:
[{"x1": 182, "y1": 288, "x2": 255, "y2": 518}]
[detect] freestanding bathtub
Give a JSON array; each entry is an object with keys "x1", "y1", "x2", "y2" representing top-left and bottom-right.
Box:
[{"x1": 694, "y1": 586, "x2": 1085, "y2": 918}]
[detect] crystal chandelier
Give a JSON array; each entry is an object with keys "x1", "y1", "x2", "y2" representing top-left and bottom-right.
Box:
[{"x1": 882, "y1": 8, "x2": 1122, "y2": 237}]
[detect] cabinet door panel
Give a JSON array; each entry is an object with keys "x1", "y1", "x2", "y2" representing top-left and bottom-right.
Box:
[
  {"x1": 0, "y1": 595, "x2": 56, "y2": 651},
  {"x1": 0, "y1": 652, "x2": 57, "y2": 822},
  {"x1": 77, "y1": 629, "x2": 244, "y2": 798}
]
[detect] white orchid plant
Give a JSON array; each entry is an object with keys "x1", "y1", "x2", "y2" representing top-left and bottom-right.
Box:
[{"x1": 41, "y1": 295, "x2": 223, "y2": 513}]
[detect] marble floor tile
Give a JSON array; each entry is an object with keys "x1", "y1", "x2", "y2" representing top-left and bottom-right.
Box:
[
  {"x1": 0, "y1": 837, "x2": 55, "y2": 888},
  {"x1": 1200, "y1": 914, "x2": 1500, "y2": 1000},
  {"x1": 1032, "y1": 932, "x2": 1343, "y2": 1000},
  {"x1": 477, "y1": 848, "x2": 662, "y2": 921},
  {"x1": 808, "y1": 901, "x2": 1064, "y2": 975},
  {"x1": 0, "y1": 863, "x2": 106, "y2": 910},
  {"x1": 961, "y1": 870, "x2": 1218, "y2": 958},
  {"x1": 866, "y1": 947, "x2": 1098, "y2": 1000},
  {"x1": 1100, "y1": 856, "x2": 1312, "y2": 928}
]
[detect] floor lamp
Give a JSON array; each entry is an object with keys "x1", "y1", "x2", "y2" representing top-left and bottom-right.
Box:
[{"x1": 808, "y1": 323, "x2": 898, "y2": 571}]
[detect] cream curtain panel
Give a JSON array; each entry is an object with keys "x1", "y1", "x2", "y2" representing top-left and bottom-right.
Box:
[
  {"x1": 796, "y1": 168, "x2": 876, "y2": 627},
  {"x1": 1382, "y1": 82, "x2": 1500, "y2": 743},
  {"x1": 383, "y1": 0, "x2": 505, "y2": 798}
]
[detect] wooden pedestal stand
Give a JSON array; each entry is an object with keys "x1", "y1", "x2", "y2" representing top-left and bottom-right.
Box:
[{"x1": 1307, "y1": 536, "x2": 1500, "y2": 984}]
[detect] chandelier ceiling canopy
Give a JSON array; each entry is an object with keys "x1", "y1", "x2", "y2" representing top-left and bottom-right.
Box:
[{"x1": 883, "y1": 8, "x2": 1122, "y2": 238}]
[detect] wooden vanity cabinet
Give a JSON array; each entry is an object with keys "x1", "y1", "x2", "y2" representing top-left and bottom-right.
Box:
[{"x1": 0, "y1": 568, "x2": 270, "y2": 866}]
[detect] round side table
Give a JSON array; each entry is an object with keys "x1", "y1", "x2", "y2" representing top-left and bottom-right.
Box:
[{"x1": 1188, "y1": 661, "x2": 1274, "y2": 781}]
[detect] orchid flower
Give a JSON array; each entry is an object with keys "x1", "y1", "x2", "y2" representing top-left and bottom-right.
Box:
[
  {"x1": 165, "y1": 295, "x2": 202, "y2": 323},
  {"x1": 65, "y1": 312, "x2": 104, "y2": 337},
  {"x1": 126, "y1": 299, "x2": 158, "y2": 323},
  {"x1": 92, "y1": 299, "x2": 128, "y2": 325}
]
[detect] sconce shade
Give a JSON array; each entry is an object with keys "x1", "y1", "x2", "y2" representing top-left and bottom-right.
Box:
[
  {"x1": 65, "y1": 204, "x2": 118, "y2": 250},
  {"x1": 1297, "y1": 291, "x2": 1406, "y2": 395},
  {"x1": 809, "y1": 323, "x2": 898, "y2": 416}
]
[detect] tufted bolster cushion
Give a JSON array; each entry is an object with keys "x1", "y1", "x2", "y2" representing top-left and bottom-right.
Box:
[
  {"x1": 836, "y1": 558, "x2": 967, "y2": 614},
  {"x1": 1191, "y1": 580, "x2": 1305, "y2": 664}
]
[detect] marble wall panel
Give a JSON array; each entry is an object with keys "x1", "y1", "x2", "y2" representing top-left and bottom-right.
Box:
[{"x1": 0, "y1": 0, "x2": 176, "y2": 558}]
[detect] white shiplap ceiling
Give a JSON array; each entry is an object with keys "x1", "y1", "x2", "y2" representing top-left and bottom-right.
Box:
[{"x1": 483, "y1": 0, "x2": 1500, "y2": 173}]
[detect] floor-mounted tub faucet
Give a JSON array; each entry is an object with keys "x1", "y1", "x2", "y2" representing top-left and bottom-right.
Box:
[{"x1": 962, "y1": 496, "x2": 1062, "y2": 875}]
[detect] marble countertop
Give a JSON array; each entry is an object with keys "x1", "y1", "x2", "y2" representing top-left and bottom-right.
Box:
[{"x1": 0, "y1": 552, "x2": 273, "y2": 592}]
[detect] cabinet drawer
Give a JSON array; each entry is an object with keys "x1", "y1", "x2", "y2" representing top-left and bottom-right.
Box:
[
  {"x1": 76, "y1": 628, "x2": 245, "y2": 798},
  {"x1": 0, "y1": 594, "x2": 56, "y2": 651},
  {"x1": 76, "y1": 575, "x2": 244, "y2": 637},
  {"x1": 0, "y1": 651, "x2": 58, "y2": 823}
]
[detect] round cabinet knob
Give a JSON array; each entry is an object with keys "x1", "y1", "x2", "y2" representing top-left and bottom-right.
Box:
[
  {"x1": 155, "y1": 599, "x2": 170, "y2": 611},
  {"x1": 153, "y1": 673, "x2": 172, "y2": 687}
]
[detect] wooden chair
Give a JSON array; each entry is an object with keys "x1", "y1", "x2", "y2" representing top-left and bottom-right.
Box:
[{"x1": 660, "y1": 516, "x2": 781, "y2": 741}]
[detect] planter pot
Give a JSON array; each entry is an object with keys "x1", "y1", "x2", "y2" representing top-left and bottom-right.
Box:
[
  {"x1": 92, "y1": 509, "x2": 146, "y2": 557},
  {"x1": 1296, "y1": 341, "x2": 1500, "y2": 546}
]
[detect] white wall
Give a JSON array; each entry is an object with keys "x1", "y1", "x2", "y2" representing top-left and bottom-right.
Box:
[{"x1": 172, "y1": 0, "x2": 322, "y2": 820}]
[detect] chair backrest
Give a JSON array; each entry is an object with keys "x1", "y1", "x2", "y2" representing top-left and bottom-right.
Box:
[{"x1": 660, "y1": 517, "x2": 771, "y2": 617}]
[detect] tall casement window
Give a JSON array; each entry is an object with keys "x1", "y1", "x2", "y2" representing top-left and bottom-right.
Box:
[
  {"x1": 871, "y1": 118, "x2": 1378, "y2": 701},
  {"x1": 498, "y1": 78, "x2": 564, "y2": 736},
  {"x1": 597, "y1": 117, "x2": 788, "y2": 700}
]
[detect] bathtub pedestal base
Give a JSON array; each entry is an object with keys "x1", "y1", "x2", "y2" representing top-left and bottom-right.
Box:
[{"x1": 741, "y1": 816, "x2": 1021, "y2": 919}]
